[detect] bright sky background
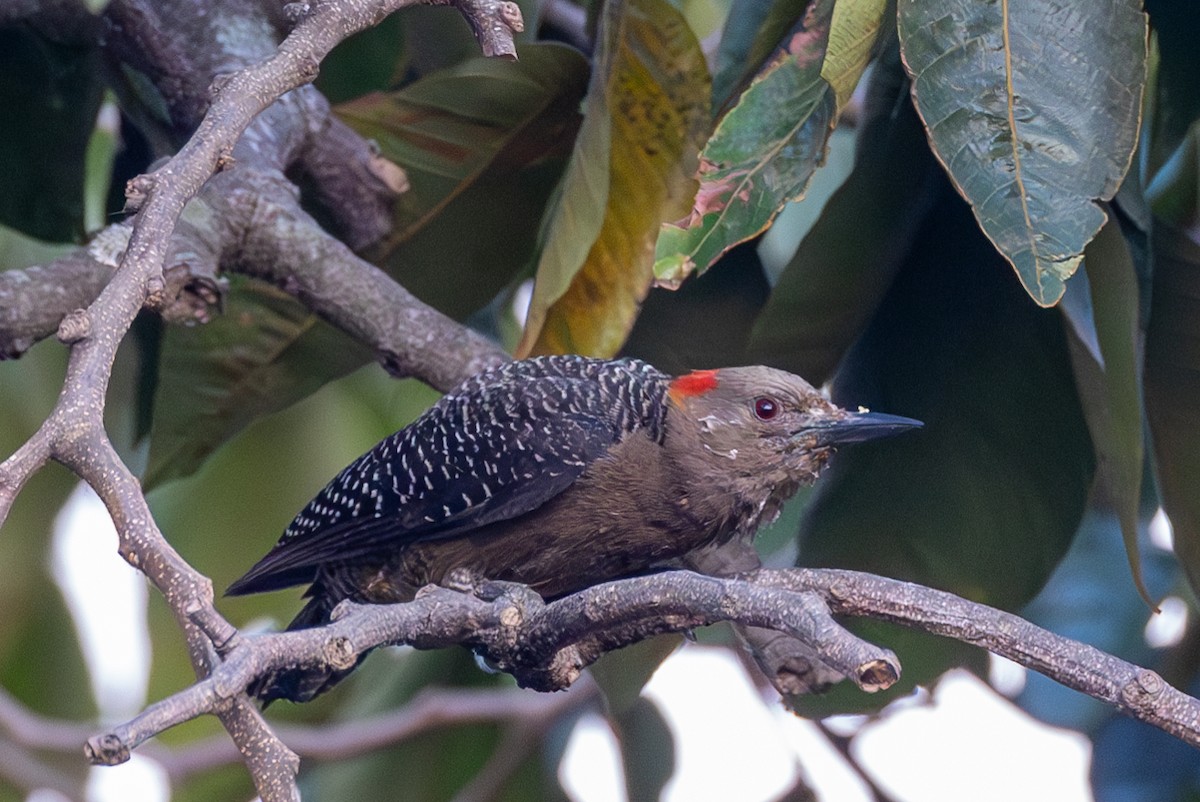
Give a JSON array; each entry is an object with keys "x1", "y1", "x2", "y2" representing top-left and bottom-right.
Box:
[
  {"x1": 37, "y1": 484, "x2": 1189, "y2": 802},
  {"x1": 563, "y1": 648, "x2": 1093, "y2": 802}
]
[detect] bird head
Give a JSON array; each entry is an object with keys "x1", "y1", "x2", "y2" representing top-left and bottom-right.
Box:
[{"x1": 666, "y1": 366, "x2": 921, "y2": 487}]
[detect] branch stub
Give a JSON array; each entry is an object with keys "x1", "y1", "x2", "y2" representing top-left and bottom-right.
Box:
[{"x1": 56, "y1": 309, "x2": 92, "y2": 344}]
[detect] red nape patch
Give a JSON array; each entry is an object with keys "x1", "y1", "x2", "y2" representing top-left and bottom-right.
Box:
[{"x1": 669, "y1": 369, "x2": 720, "y2": 399}]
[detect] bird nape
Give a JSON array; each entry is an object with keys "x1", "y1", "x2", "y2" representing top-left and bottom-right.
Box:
[{"x1": 227, "y1": 355, "x2": 921, "y2": 703}]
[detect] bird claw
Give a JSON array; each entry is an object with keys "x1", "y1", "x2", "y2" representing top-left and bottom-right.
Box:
[
  {"x1": 474, "y1": 579, "x2": 532, "y2": 603},
  {"x1": 443, "y1": 567, "x2": 485, "y2": 594}
]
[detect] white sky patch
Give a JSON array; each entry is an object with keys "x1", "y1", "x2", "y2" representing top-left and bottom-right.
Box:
[
  {"x1": 84, "y1": 756, "x2": 169, "y2": 802},
  {"x1": 822, "y1": 713, "x2": 869, "y2": 737},
  {"x1": 643, "y1": 646, "x2": 800, "y2": 802},
  {"x1": 1145, "y1": 596, "x2": 1189, "y2": 649},
  {"x1": 25, "y1": 790, "x2": 72, "y2": 802},
  {"x1": 563, "y1": 648, "x2": 1093, "y2": 802},
  {"x1": 771, "y1": 713, "x2": 874, "y2": 802},
  {"x1": 50, "y1": 483, "x2": 165, "y2": 802},
  {"x1": 988, "y1": 653, "x2": 1028, "y2": 698},
  {"x1": 51, "y1": 483, "x2": 152, "y2": 718},
  {"x1": 560, "y1": 711, "x2": 626, "y2": 802},
  {"x1": 511, "y1": 279, "x2": 535, "y2": 328},
  {"x1": 1149, "y1": 507, "x2": 1174, "y2": 551},
  {"x1": 855, "y1": 670, "x2": 1092, "y2": 802}
]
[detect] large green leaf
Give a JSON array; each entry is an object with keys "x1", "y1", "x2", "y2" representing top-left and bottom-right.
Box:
[
  {"x1": 314, "y1": 12, "x2": 410, "y2": 104},
  {"x1": 146, "y1": 281, "x2": 374, "y2": 488},
  {"x1": 654, "y1": 0, "x2": 886, "y2": 284},
  {"x1": 519, "y1": 0, "x2": 711, "y2": 357},
  {"x1": 0, "y1": 27, "x2": 104, "y2": 242},
  {"x1": 340, "y1": 46, "x2": 586, "y2": 255},
  {"x1": 711, "y1": 0, "x2": 812, "y2": 107},
  {"x1": 897, "y1": 0, "x2": 1147, "y2": 306},
  {"x1": 747, "y1": 42, "x2": 936, "y2": 384},
  {"x1": 145, "y1": 48, "x2": 587, "y2": 486},
  {"x1": 792, "y1": 180, "x2": 1095, "y2": 714},
  {"x1": 1060, "y1": 214, "x2": 1151, "y2": 603},
  {"x1": 1144, "y1": 225, "x2": 1200, "y2": 597}
]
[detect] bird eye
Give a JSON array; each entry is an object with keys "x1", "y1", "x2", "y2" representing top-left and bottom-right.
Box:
[{"x1": 753, "y1": 396, "x2": 778, "y2": 420}]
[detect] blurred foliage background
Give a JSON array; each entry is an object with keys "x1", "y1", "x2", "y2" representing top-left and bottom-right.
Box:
[{"x1": 2, "y1": 0, "x2": 1200, "y2": 799}]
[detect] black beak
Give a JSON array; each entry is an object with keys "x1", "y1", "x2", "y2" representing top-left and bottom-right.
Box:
[{"x1": 803, "y1": 411, "x2": 923, "y2": 446}]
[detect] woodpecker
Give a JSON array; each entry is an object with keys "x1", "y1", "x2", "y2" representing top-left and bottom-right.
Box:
[{"x1": 228, "y1": 355, "x2": 919, "y2": 702}]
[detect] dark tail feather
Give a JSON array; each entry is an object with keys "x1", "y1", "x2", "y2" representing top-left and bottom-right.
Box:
[{"x1": 250, "y1": 591, "x2": 370, "y2": 705}]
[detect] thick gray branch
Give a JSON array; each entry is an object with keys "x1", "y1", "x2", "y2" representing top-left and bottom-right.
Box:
[
  {"x1": 684, "y1": 540, "x2": 844, "y2": 695},
  {"x1": 87, "y1": 566, "x2": 1200, "y2": 769},
  {"x1": 86, "y1": 571, "x2": 899, "y2": 764},
  {"x1": 229, "y1": 171, "x2": 508, "y2": 388}
]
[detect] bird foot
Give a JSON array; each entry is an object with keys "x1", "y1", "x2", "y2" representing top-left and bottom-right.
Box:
[{"x1": 442, "y1": 567, "x2": 487, "y2": 594}]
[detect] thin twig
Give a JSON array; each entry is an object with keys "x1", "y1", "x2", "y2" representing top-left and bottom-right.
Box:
[
  {"x1": 0, "y1": 680, "x2": 597, "y2": 783},
  {"x1": 161, "y1": 680, "x2": 600, "y2": 781},
  {"x1": 0, "y1": 738, "x2": 81, "y2": 798}
]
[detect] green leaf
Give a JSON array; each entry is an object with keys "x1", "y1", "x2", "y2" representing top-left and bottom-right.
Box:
[
  {"x1": 345, "y1": 44, "x2": 591, "y2": 318},
  {"x1": 145, "y1": 47, "x2": 587, "y2": 486},
  {"x1": 146, "y1": 281, "x2": 374, "y2": 488},
  {"x1": 0, "y1": 27, "x2": 104, "y2": 242},
  {"x1": 1146, "y1": 123, "x2": 1200, "y2": 232},
  {"x1": 1060, "y1": 214, "x2": 1151, "y2": 604},
  {"x1": 339, "y1": 45, "x2": 589, "y2": 258},
  {"x1": 792, "y1": 181, "x2": 1095, "y2": 714},
  {"x1": 747, "y1": 42, "x2": 936, "y2": 384},
  {"x1": 897, "y1": 0, "x2": 1147, "y2": 306},
  {"x1": 315, "y1": 12, "x2": 409, "y2": 104},
  {"x1": 616, "y1": 698, "x2": 675, "y2": 802},
  {"x1": 711, "y1": 0, "x2": 812, "y2": 107},
  {"x1": 520, "y1": 0, "x2": 712, "y2": 357},
  {"x1": 1143, "y1": 0, "x2": 1200, "y2": 177},
  {"x1": 655, "y1": 0, "x2": 884, "y2": 284},
  {"x1": 1144, "y1": 225, "x2": 1200, "y2": 597},
  {"x1": 0, "y1": 224, "x2": 77, "y2": 270},
  {"x1": 822, "y1": 0, "x2": 888, "y2": 111}
]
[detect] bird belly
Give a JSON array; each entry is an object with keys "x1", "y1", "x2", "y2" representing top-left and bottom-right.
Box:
[{"x1": 368, "y1": 439, "x2": 728, "y2": 600}]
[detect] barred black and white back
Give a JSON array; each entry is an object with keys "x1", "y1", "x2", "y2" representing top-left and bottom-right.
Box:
[{"x1": 227, "y1": 356, "x2": 670, "y2": 597}]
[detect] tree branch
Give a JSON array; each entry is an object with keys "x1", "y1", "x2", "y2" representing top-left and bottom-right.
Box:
[
  {"x1": 0, "y1": 679, "x2": 596, "y2": 785},
  {"x1": 84, "y1": 571, "x2": 899, "y2": 764},
  {"x1": 754, "y1": 568, "x2": 1200, "y2": 746},
  {"x1": 84, "y1": 566, "x2": 1200, "y2": 771},
  {"x1": 683, "y1": 540, "x2": 844, "y2": 695},
  {"x1": 0, "y1": 0, "x2": 524, "y2": 798},
  {"x1": 162, "y1": 679, "x2": 598, "y2": 781},
  {"x1": 227, "y1": 170, "x2": 508, "y2": 388}
]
